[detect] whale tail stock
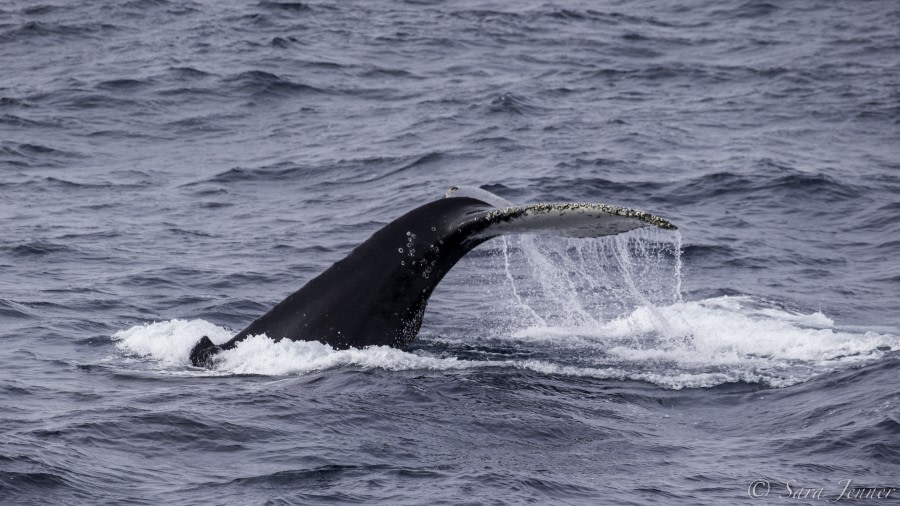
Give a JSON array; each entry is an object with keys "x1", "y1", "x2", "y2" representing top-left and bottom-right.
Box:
[{"x1": 189, "y1": 186, "x2": 676, "y2": 367}]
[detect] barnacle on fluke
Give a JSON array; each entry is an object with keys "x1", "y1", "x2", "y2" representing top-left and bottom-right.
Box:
[
  {"x1": 443, "y1": 187, "x2": 676, "y2": 232},
  {"x1": 483, "y1": 203, "x2": 677, "y2": 231}
]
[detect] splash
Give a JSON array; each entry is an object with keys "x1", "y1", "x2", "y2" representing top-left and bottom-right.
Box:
[
  {"x1": 497, "y1": 227, "x2": 683, "y2": 330},
  {"x1": 500, "y1": 236, "x2": 545, "y2": 326},
  {"x1": 673, "y1": 230, "x2": 684, "y2": 303},
  {"x1": 111, "y1": 300, "x2": 900, "y2": 388},
  {"x1": 112, "y1": 319, "x2": 233, "y2": 367},
  {"x1": 487, "y1": 229, "x2": 900, "y2": 387},
  {"x1": 112, "y1": 320, "x2": 489, "y2": 375},
  {"x1": 110, "y1": 229, "x2": 899, "y2": 389},
  {"x1": 508, "y1": 295, "x2": 900, "y2": 388}
]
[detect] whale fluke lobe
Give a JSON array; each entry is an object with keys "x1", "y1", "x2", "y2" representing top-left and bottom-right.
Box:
[
  {"x1": 189, "y1": 336, "x2": 220, "y2": 368},
  {"x1": 189, "y1": 187, "x2": 676, "y2": 367}
]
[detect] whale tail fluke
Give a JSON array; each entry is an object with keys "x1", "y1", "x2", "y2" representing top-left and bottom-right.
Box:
[
  {"x1": 445, "y1": 186, "x2": 675, "y2": 242},
  {"x1": 464, "y1": 202, "x2": 676, "y2": 242},
  {"x1": 189, "y1": 186, "x2": 677, "y2": 368},
  {"x1": 189, "y1": 336, "x2": 221, "y2": 368}
]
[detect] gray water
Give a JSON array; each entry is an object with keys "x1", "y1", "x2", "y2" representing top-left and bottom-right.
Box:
[{"x1": 2, "y1": 0, "x2": 899, "y2": 503}]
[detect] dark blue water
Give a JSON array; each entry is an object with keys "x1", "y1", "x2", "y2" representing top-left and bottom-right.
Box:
[{"x1": 2, "y1": 0, "x2": 900, "y2": 503}]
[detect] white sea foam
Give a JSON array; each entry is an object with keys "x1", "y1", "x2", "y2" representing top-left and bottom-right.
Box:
[
  {"x1": 510, "y1": 360, "x2": 795, "y2": 390},
  {"x1": 111, "y1": 230, "x2": 898, "y2": 389},
  {"x1": 112, "y1": 320, "x2": 489, "y2": 375},
  {"x1": 533, "y1": 296, "x2": 897, "y2": 362},
  {"x1": 110, "y1": 295, "x2": 899, "y2": 389},
  {"x1": 486, "y1": 230, "x2": 900, "y2": 388},
  {"x1": 212, "y1": 335, "x2": 484, "y2": 375},
  {"x1": 511, "y1": 295, "x2": 900, "y2": 387},
  {"x1": 112, "y1": 319, "x2": 233, "y2": 367}
]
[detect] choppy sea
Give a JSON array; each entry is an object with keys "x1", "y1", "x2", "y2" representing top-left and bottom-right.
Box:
[{"x1": 2, "y1": 0, "x2": 899, "y2": 503}]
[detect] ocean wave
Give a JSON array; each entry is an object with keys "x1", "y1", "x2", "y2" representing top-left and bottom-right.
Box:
[
  {"x1": 167, "y1": 66, "x2": 214, "y2": 80},
  {"x1": 193, "y1": 153, "x2": 447, "y2": 186},
  {"x1": 4, "y1": 240, "x2": 78, "y2": 257},
  {"x1": 0, "y1": 470, "x2": 70, "y2": 494},
  {"x1": 195, "y1": 162, "x2": 318, "y2": 185},
  {"x1": 0, "y1": 20, "x2": 120, "y2": 43},
  {"x1": 121, "y1": 0, "x2": 171, "y2": 9},
  {"x1": 711, "y1": 0, "x2": 780, "y2": 19},
  {"x1": 0, "y1": 299, "x2": 33, "y2": 319},
  {"x1": 96, "y1": 78, "x2": 156, "y2": 91},
  {"x1": 256, "y1": 1, "x2": 310, "y2": 13},
  {"x1": 487, "y1": 92, "x2": 548, "y2": 116},
  {"x1": 667, "y1": 168, "x2": 865, "y2": 204},
  {"x1": 20, "y1": 4, "x2": 69, "y2": 16},
  {"x1": 680, "y1": 244, "x2": 737, "y2": 261},
  {"x1": 0, "y1": 142, "x2": 85, "y2": 168},
  {"x1": 5, "y1": 176, "x2": 143, "y2": 191},
  {"x1": 222, "y1": 70, "x2": 326, "y2": 99}
]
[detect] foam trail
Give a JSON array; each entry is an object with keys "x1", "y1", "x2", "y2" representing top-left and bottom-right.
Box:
[
  {"x1": 212, "y1": 335, "x2": 484, "y2": 376},
  {"x1": 510, "y1": 295, "x2": 900, "y2": 387},
  {"x1": 112, "y1": 320, "x2": 488, "y2": 375},
  {"x1": 110, "y1": 299, "x2": 900, "y2": 389}
]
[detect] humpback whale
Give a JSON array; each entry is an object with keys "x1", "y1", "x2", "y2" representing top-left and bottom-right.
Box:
[{"x1": 189, "y1": 187, "x2": 676, "y2": 367}]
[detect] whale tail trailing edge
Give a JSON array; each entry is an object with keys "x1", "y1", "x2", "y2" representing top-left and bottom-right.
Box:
[
  {"x1": 189, "y1": 187, "x2": 676, "y2": 367},
  {"x1": 444, "y1": 185, "x2": 675, "y2": 241},
  {"x1": 463, "y1": 201, "x2": 676, "y2": 241}
]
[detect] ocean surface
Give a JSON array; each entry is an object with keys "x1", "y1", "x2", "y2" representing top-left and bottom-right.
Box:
[{"x1": 2, "y1": 0, "x2": 899, "y2": 503}]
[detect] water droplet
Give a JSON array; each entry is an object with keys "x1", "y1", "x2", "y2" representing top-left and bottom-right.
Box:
[
  {"x1": 431, "y1": 226, "x2": 436, "y2": 232},
  {"x1": 398, "y1": 247, "x2": 403, "y2": 253}
]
